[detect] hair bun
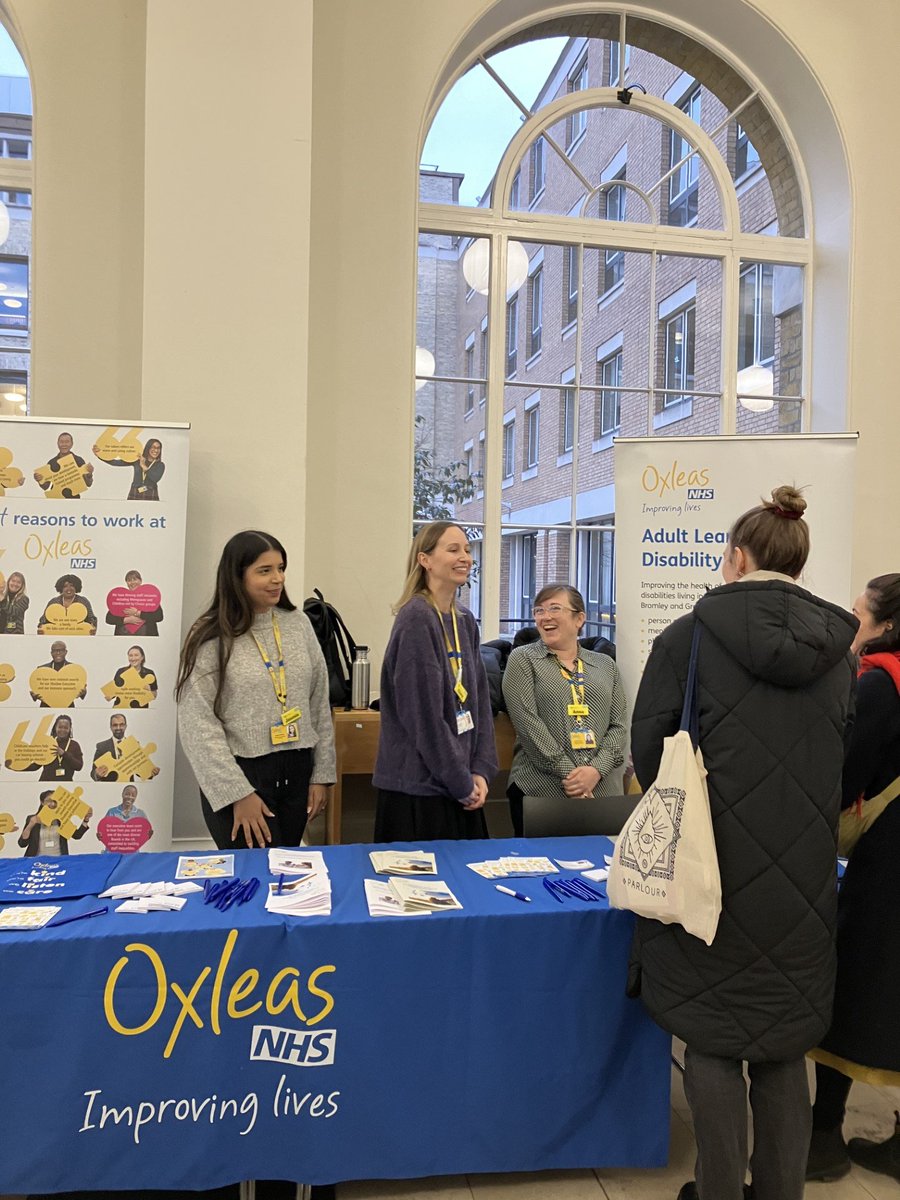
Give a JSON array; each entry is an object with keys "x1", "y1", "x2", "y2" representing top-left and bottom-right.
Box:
[{"x1": 768, "y1": 485, "x2": 807, "y2": 517}]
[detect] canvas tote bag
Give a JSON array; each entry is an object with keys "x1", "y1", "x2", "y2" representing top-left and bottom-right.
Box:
[{"x1": 608, "y1": 622, "x2": 722, "y2": 945}]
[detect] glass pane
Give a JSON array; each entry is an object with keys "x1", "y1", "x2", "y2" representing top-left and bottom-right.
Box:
[
  {"x1": 0, "y1": 369, "x2": 26, "y2": 415},
  {"x1": 736, "y1": 397, "x2": 802, "y2": 436},
  {"x1": 575, "y1": 523, "x2": 616, "y2": 642},
  {"x1": 654, "y1": 255, "x2": 723, "y2": 430},
  {"x1": 499, "y1": 527, "x2": 573, "y2": 637},
  {"x1": 736, "y1": 259, "x2": 803, "y2": 425},
  {"x1": 413, "y1": 382, "x2": 484, "y2": 523}
]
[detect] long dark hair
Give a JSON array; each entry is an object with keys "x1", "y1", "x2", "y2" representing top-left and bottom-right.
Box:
[{"x1": 175, "y1": 530, "x2": 296, "y2": 717}]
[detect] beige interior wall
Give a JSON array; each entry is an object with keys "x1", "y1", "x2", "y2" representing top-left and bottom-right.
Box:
[{"x1": 3, "y1": 0, "x2": 146, "y2": 420}]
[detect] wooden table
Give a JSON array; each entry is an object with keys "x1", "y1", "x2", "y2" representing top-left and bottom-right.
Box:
[{"x1": 328, "y1": 708, "x2": 516, "y2": 844}]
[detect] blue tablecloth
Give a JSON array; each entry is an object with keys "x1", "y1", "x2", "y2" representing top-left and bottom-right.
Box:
[{"x1": 0, "y1": 836, "x2": 670, "y2": 1191}]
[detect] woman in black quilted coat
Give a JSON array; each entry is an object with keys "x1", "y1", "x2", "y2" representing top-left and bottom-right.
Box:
[{"x1": 630, "y1": 486, "x2": 856, "y2": 1200}]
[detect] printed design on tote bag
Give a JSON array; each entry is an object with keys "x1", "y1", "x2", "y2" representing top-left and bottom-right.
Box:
[{"x1": 622, "y1": 785, "x2": 684, "y2": 879}]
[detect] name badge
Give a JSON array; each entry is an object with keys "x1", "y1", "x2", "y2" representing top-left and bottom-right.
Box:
[
  {"x1": 55, "y1": 768, "x2": 65, "y2": 777},
  {"x1": 270, "y1": 722, "x2": 300, "y2": 746},
  {"x1": 456, "y1": 709, "x2": 474, "y2": 735},
  {"x1": 570, "y1": 730, "x2": 597, "y2": 750},
  {"x1": 568, "y1": 703, "x2": 589, "y2": 717},
  {"x1": 281, "y1": 707, "x2": 302, "y2": 726}
]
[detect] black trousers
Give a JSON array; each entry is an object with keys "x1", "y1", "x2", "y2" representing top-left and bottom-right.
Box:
[
  {"x1": 812, "y1": 1062, "x2": 854, "y2": 1131},
  {"x1": 201, "y1": 749, "x2": 314, "y2": 849}
]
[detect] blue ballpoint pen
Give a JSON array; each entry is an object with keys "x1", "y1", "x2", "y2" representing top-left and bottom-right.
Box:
[
  {"x1": 496, "y1": 884, "x2": 531, "y2": 902},
  {"x1": 48, "y1": 905, "x2": 109, "y2": 928},
  {"x1": 543, "y1": 878, "x2": 564, "y2": 903}
]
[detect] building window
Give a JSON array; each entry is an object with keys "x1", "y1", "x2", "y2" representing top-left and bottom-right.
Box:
[
  {"x1": 738, "y1": 262, "x2": 775, "y2": 370},
  {"x1": 519, "y1": 533, "x2": 538, "y2": 621},
  {"x1": 563, "y1": 246, "x2": 579, "y2": 327},
  {"x1": 668, "y1": 87, "x2": 701, "y2": 226},
  {"x1": 734, "y1": 123, "x2": 761, "y2": 179},
  {"x1": 602, "y1": 170, "x2": 627, "y2": 294},
  {"x1": 579, "y1": 527, "x2": 616, "y2": 640},
  {"x1": 560, "y1": 375, "x2": 575, "y2": 455},
  {"x1": 479, "y1": 320, "x2": 488, "y2": 404},
  {"x1": 510, "y1": 168, "x2": 521, "y2": 209},
  {"x1": 530, "y1": 136, "x2": 545, "y2": 202},
  {"x1": 464, "y1": 441, "x2": 474, "y2": 480},
  {"x1": 606, "y1": 40, "x2": 631, "y2": 87},
  {"x1": 0, "y1": 259, "x2": 28, "y2": 336},
  {"x1": 464, "y1": 335, "x2": 475, "y2": 413},
  {"x1": 506, "y1": 296, "x2": 518, "y2": 376},
  {"x1": 597, "y1": 349, "x2": 622, "y2": 435},
  {"x1": 663, "y1": 305, "x2": 696, "y2": 405},
  {"x1": 502, "y1": 418, "x2": 516, "y2": 481},
  {"x1": 524, "y1": 399, "x2": 540, "y2": 470},
  {"x1": 566, "y1": 57, "x2": 588, "y2": 147},
  {"x1": 528, "y1": 267, "x2": 543, "y2": 357}
]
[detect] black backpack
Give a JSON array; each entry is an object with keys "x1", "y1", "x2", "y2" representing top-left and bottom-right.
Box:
[{"x1": 302, "y1": 588, "x2": 357, "y2": 708}]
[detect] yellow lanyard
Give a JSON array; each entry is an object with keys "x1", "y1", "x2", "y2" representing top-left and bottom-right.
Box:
[
  {"x1": 252, "y1": 612, "x2": 287, "y2": 710},
  {"x1": 428, "y1": 597, "x2": 468, "y2": 705},
  {"x1": 558, "y1": 658, "x2": 586, "y2": 709}
]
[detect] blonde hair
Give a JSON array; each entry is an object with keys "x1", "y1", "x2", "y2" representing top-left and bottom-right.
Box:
[
  {"x1": 729, "y1": 485, "x2": 809, "y2": 577},
  {"x1": 394, "y1": 521, "x2": 466, "y2": 613}
]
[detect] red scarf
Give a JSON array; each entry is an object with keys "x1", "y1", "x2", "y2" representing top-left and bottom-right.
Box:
[{"x1": 858, "y1": 650, "x2": 900, "y2": 695}]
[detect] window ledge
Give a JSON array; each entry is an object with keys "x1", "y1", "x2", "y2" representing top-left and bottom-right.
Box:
[
  {"x1": 566, "y1": 129, "x2": 587, "y2": 155},
  {"x1": 734, "y1": 163, "x2": 765, "y2": 197},
  {"x1": 501, "y1": 476, "x2": 514, "y2": 489},
  {"x1": 561, "y1": 318, "x2": 577, "y2": 341},
  {"x1": 653, "y1": 398, "x2": 694, "y2": 428},
  {"x1": 592, "y1": 431, "x2": 617, "y2": 452},
  {"x1": 598, "y1": 280, "x2": 625, "y2": 311},
  {"x1": 556, "y1": 451, "x2": 573, "y2": 466},
  {"x1": 520, "y1": 466, "x2": 538, "y2": 481},
  {"x1": 464, "y1": 407, "x2": 474, "y2": 421},
  {"x1": 528, "y1": 187, "x2": 546, "y2": 211},
  {"x1": 525, "y1": 349, "x2": 542, "y2": 370}
]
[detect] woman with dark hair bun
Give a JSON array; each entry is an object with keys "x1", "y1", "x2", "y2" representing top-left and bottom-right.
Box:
[
  {"x1": 807, "y1": 572, "x2": 900, "y2": 1183},
  {"x1": 630, "y1": 485, "x2": 856, "y2": 1200},
  {"x1": 176, "y1": 530, "x2": 335, "y2": 850}
]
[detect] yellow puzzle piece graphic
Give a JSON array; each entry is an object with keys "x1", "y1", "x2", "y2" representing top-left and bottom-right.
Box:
[
  {"x1": 38, "y1": 785, "x2": 90, "y2": 840},
  {"x1": 0, "y1": 811, "x2": 18, "y2": 850},
  {"x1": 92, "y1": 426, "x2": 144, "y2": 464},
  {"x1": 5, "y1": 715, "x2": 58, "y2": 771},
  {"x1": 93, "y1": 735, "x2": 159, "y2": 782},
  {"x1": 0, "y1": 662, "x2": 15, "y2": 703},
  {"x1": 30, "y1": 663, "x2": 87, "y2": 708},
  {"x1": 100, "y1": 665, "x2": 156, "y2": 709},
  {"x1": 39, "y1": 601, "x2": 94, "y2": 637},
  {"x1": 34, "y1": 452, "x2": 91, "y2": 500},
  {"x1": 0, "y1": 446, "x2": 24, "y2": 495}
]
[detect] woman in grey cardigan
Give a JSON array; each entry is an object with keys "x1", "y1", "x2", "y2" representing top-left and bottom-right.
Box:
[{"x1": 176, "y1": 530, "x2": 335, "y2": 850}]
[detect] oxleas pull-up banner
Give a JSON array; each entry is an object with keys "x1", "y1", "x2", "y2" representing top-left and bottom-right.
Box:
[
  {"x1": 0, "y1": 416, "x2": 189, "y2": 857},
  {"x1": 615, "y1": 434, "x2": 858, "y2": 713}
]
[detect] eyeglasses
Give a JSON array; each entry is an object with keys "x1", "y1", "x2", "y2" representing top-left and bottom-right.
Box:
[{"x1": 532, "y1": 604, "x2": 578, "y2": 618}]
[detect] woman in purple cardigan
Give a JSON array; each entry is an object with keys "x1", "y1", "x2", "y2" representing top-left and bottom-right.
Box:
[{"x1": 373, "y1": 521, "x2": 498, "y2": 841}]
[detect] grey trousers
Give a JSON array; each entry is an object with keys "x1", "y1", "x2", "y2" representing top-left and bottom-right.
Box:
[{"x1": 683, "y1": 1046, "x2": 811, "y2": 1200}]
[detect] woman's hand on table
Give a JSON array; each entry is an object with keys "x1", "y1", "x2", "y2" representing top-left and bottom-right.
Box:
[
  {"x1": 307, "y1": 783, "x2": 331, "y2": 819},
  {"x1": 461, "y1": 774, "x2": 488, "y2": 810},
  {"x1": 562, "y1": 765, "x2": 601, "y2": 798},
  {"x1": 231, "y1": 792, "x2": 275, "y2": 848}
]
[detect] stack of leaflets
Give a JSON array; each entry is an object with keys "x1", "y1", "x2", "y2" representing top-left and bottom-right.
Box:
[
  {"x1": 0, "y1": 905, "x2": 60, "y2": 930},
  {"x1": 369, "y1": 849, "x2": 437, "y2": 876},
  {"x1": 386, "y1": 878, "x2": 462, "y2": 913},
  {"x1": 467, "y1": 855, "x2": 559, "y2": 879},
  {"x1": 266, "y1": 848, "x2": 331, "y2": 917},
  {"x1": 364, "y1": 879, "x2": 429, "y2": 917}
]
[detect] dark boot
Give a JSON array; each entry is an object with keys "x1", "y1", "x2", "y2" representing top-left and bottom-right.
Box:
[
  {"x1": 676, "y1": 1184, "x2": 752, "y2": 1199},
  {"x1": 806, "y1": 1126, "x2": 851, "y2": 1181},
  {"x1": 848, "y1": 1109, "x2": 900, "y2": 1179}
]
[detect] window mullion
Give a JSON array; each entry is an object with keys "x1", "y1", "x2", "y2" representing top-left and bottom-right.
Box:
[
  {"x1": 481, "y1": 230, "x2": 509, "y2": 642},
  {"x1": 721, "y1": 250, "x2": 740, "y2": 434}
]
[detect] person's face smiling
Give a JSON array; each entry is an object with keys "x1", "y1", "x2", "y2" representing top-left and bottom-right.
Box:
[
  {"x1": 243, "y1": 550, "x2": 285, "y2": 613},
  {"x1": 50, "y1": 642, "x2": 66, "y2": 663},
  {"x1": 57, "y1": 434, "x2": 73, "y2": 456},
  {"x1": 111, "y1": 717, "x2": 126, "y2": 741},
  {"x1": 127, "y1": 648, "x2": 143, "y2": 669}
]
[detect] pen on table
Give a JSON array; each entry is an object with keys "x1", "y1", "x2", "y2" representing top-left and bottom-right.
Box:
[
  {"x1": 48, "y1": 905, "x2": 109, "y2": 929},
  {"x1": 277, "y1": 873, "x2": 285, "y2": 895},
  {"x1": 495, "y1": 884, "x2": 531, "y2": 903}
]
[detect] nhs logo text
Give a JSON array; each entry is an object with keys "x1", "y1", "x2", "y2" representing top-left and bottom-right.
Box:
[
  {"x1": 686, "y1": 489, "x2": 714, "y2": 501},
  {"x1": 250, "y1": 1025, "x2": 336, "y2": 1067}
]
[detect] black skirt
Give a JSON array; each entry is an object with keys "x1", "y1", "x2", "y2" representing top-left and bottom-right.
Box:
[{"x1": 374, "y1": 788, "x2": 489, "y2": 842}]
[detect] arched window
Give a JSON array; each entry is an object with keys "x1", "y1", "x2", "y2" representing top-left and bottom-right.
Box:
[
  {"x1": 0, "y1": 24, "x2": 31, "y2": 416},
  {"x1": 416, "y1": 14, "x2": 817, "y2": 641}
]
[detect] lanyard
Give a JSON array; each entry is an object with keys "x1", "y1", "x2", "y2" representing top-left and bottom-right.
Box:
[
  {"x1": 557, "y1": 657, "x2": 585, "y2": 707},
  {"x1": 252, "y1": 612, "x2": 287, "y2": 710},
  {"x1": 428, "y1": 597, "x2": 468, "y2": 705}
]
